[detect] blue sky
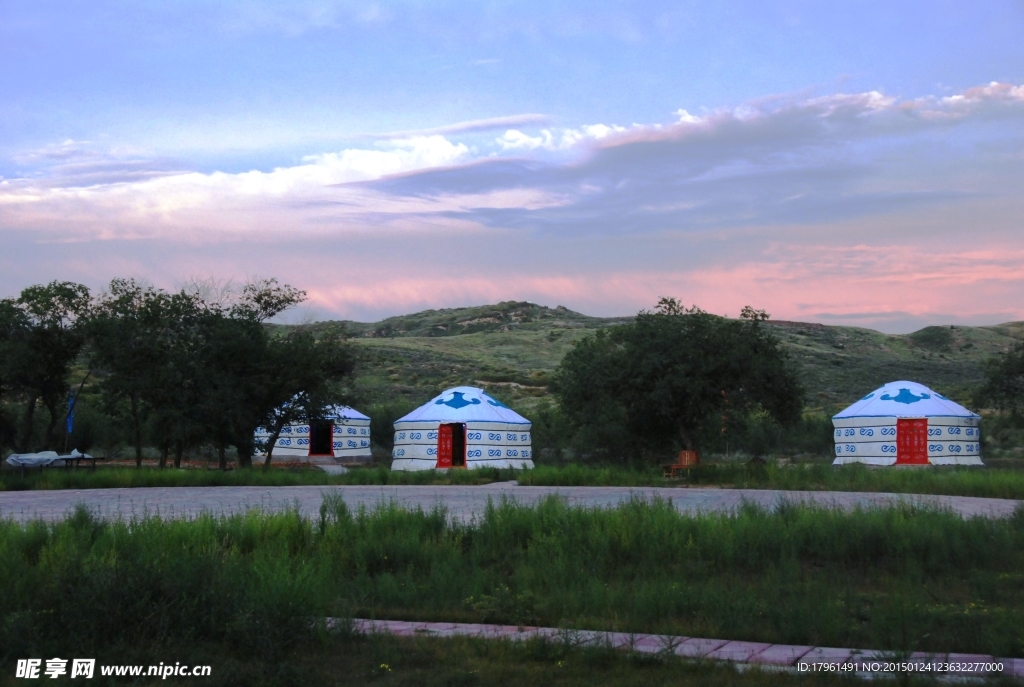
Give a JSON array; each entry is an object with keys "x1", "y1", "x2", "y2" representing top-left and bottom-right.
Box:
[{"x1": 2, "y1": 1, "x2": 1023, "y2": 331}]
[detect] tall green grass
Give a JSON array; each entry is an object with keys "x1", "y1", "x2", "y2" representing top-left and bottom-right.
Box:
[
  {"x1": 518, "y1": 462, "x2": 1024, "y2": 499},
  {"x1": 0, "y1": 465, "x2": 520, "y2": 491},
  {"x1": 2, "y1": 497, "x2": 1023, "y2": 665},
  {"x1": 7, "y1": 461, "x2": 1024, "y2": 499}
]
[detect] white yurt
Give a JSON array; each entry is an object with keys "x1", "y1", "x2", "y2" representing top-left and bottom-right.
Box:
[
  {"x1": 391, "y1": 386, "x2": 534, "y2": 471},
  {"x1": 833, "y1": 380, "x2": 981, "y2": 466},
  {"x1": 255, "y1": 405, "x2": 372, "y2": 464}
]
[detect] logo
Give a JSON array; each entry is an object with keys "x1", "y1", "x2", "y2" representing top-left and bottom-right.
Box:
[
  {"x1": 435, "y1": 391, "x2": 481, "y2": 409},
  {"x1": 880, "y1": 388, "x2": 931, "y2": 404}
]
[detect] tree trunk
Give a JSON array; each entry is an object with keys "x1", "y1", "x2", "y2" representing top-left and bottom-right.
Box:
[
  {"x1": 174, "y1": 441, "x2": 183, "y2": 469},
  {"x1": 42, "y1": 398, "x2": 60, "y2": 451},
  {"x1": 18, "y1": 395, "x2": 38, "y2": 453},
  {"x1": 236, "y1": 436, "x2": 253, "y2": 469},
  {"x1": 159, "y1": 441, "x2": 168, "y2": 469},
  {"x1": 262, "y1": 423, "x2": 284, "y2": 469},
  {"x1": 131, "y1": 395, "x2": 143, "y2": 468},
  {"x1": 218, "y1": 443, "x2": 227, "y2": 470}
]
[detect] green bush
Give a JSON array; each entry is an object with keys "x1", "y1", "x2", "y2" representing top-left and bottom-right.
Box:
[{"x1": 365, "y1": 399, "x2": 421, "y2": 451}]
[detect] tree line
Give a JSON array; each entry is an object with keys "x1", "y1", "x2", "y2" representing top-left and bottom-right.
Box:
[{"x1": 0, "y1": 279, "x2": 353, "y2": 468}]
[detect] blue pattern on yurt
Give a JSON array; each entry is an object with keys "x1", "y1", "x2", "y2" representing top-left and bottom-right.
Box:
[{"x1": 879, "y1": 388, "x2": 930, "y2": 404}]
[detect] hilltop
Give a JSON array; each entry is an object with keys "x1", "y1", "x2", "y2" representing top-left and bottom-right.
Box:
[{"x1": 294, "y1": 301, "x2": 1024, "y2": 414}]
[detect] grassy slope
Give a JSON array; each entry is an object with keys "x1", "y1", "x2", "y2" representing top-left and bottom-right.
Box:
[{"x1": 301, "y1": 301, "x2": 1024, "y2": 414}]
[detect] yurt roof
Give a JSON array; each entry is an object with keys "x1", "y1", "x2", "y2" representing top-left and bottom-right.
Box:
[
  {"x1": 324, "y1": 405, "x2": 370, "y2": 421},
  {"x1": 833, "y1": 380, "x2": 979, "y2": 419},
  {"x1": 396, "y1": 386, "x2": 531, "y2": 425}
]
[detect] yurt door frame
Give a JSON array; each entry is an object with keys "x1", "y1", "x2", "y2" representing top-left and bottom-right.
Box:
[
  {"x1": 309, "y1": 420, "x2": 334, "y2": 457},
  {"x1": 896, "y1": 418, "x2": 928, "y2": 465},
  {"x1": 436, "y1": 423, "x2": 467, "y2": 468}
]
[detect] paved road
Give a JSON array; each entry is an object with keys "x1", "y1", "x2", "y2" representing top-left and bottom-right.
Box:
[
  {"x1": 0, "y1": 484, "x2": 1020, "y2": 523},
  {"x1": 350, "y1": 618, "x2": 1023, "y2": 676}
]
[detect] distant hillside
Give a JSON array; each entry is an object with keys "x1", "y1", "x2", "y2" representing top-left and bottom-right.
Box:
[
  {"x1": 338, "y1": 301, "x2": 632, "y2": 338},
  {"x1": 296, "y1": 301, "x2": 1024, "y2": 415}
]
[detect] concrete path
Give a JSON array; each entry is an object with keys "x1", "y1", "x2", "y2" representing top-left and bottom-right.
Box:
[
  {"x1": 349, "y1": 618, "x2": 1024, "y2": 679},
  {"x1": 0, "y1": 484, "x2": 1020, "y2": 523}
]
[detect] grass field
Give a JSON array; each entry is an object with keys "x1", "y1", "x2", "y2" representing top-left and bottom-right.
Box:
[
  {"x1": 3, "y1": 497, "x2": 1024, "y2": 674},
  {"x1": 5, "y1": 462, "x2": 1024, "y2": 499}
]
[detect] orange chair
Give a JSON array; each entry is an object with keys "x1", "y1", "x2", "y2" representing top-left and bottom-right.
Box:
[{"x1": 662, "y1": 450, "x2": 700, "y2": 478}]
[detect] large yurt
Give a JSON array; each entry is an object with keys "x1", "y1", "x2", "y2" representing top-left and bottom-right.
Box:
[
  {"x1": 255, "y1": 405, "x2": 372, "y2": 464},
  {"x1": 833, "y1": 380, "x2": 981, "y2": 466},
  {"x1": 391, "y1": 386, "x2": 534, "y2": 471}
]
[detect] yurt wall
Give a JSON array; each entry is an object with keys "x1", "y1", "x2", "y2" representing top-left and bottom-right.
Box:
[{"x1": 255, "y1": 406, "x2": 372, "y2": 464}]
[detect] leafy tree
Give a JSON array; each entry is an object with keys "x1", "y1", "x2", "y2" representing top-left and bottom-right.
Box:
[
  {"x1": 182, "y1": 278, "x2": 353, "y2": 469},
  {"x1": 555, "y1": 299, "x2": 804, "y2": 458},
  {"x1": 978, "y1": 341, "x2": 1024, "y2": 420},
  {"x1": 89, "y1": 278, "x2": 179, "y2": 466},
  {"x1": 0, "y1": 282, "x2": 92, "y2": 452},
  {"x1": 197, "y1": 279, "x2": 308, "y2": 469},
  {"x1": 0, "y1": 299, "x2": 30, "y2": 450},
  {"x1": 252, "y1": 327, "x2": 356, "y2": 468}
]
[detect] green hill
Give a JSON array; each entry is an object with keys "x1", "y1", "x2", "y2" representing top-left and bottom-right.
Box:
[{"x1": 299, "y1": 301, "x2": 1023, "y2": 415}]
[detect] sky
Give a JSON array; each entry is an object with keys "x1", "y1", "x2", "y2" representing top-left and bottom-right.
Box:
[{"x1": 2, "y1": 2, "x2": 1023, "y2": 333}]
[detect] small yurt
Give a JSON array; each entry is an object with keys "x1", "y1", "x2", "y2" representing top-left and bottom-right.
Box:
[
  {"x1": 833, "y1": 381, "x2": 981, "y2": 466},
  {"x1": 256, "y1": 405, "x2": 372, "y2": 464},
  {"x1": 391, "y1": 386, "x2": 534, "y2": 471}
]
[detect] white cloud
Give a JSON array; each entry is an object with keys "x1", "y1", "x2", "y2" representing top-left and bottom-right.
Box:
[
  {"x1": 496, "y1": 129, "x2": 555, "y2": 150},
  {"x1": 496, "y1": 123, "x2": 629, "y2": 151},
  {"x1": 3, "y1": 80, "x2": 1023, "y2": 245},
  {"x1": 674, "y1": 109, "x2": 702, "y2": 125}
]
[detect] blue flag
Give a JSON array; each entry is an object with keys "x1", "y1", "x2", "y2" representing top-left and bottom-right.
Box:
[{"x1": 67, "y1": 394, "x2": 75, "y2": 435}]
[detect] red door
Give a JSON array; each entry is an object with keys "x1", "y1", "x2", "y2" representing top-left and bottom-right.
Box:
[
  {"x1": 896, "y1": 419, "x2": 929, "y2": 464},
  {"x1": 436, "y1": 424, "x2": 453, "y2": 468}
]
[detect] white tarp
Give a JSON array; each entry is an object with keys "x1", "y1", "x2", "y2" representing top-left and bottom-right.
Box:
[
  {"x1": 392, "y1": 386, "x2": 534, "y2": 471},
  {"x1": 832, "y1": 380, "x2": 982, "y2": 466},
  {"x1": 6, "y1": 449, "x2": 92, "y2": 468}
]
